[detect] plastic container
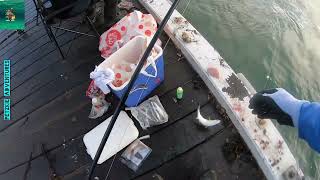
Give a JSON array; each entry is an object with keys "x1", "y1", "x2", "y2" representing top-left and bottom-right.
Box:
[
  {"x1": 83, "y1": 111, "x2": 139, "y2": 164},
  {"x1": 97, "y1": 36, "x2": 164, "y2": 107}
]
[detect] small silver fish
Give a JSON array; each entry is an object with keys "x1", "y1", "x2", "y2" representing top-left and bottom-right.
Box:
[{"x1": 196, "y1": 105, "x2": 220, "y2": 128}]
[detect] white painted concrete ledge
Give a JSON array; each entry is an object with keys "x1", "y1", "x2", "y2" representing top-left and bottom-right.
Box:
[{"x1": 139, "y1": 0, "x2": 304, "y2": 179}]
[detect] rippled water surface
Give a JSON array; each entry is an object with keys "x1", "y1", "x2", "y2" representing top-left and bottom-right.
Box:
[{"x1": 178, "y1": 0, "x2": 320, "y2": 179}]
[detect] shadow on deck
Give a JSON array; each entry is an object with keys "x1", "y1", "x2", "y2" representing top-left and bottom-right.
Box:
[{"x1": 0, "y1": 0, "x2": 264, "y2": 179}]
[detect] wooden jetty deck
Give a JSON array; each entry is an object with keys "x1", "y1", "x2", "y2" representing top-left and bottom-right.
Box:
[{"x1": 0, "y1": 0, "x2": 264, "y2": 179}]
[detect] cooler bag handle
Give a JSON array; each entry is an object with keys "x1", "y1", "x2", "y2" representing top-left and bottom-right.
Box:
[{"x1": 140, "y1": 57, "x2": 157, "y2": 78}]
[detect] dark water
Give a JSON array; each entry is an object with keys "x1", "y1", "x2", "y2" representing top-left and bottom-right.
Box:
[
  {"x1": 0, "y1": 0, "x2": 24, "y2": 29},
  {"x1": 178, "y1": 0, "x2": 320, "y2": 179}
]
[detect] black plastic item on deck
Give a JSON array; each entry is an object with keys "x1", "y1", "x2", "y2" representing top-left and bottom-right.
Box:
[{"x1": 86, "y1": 0, "x2": 182, "y2": 179}]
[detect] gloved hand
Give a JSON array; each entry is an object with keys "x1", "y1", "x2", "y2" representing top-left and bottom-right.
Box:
[{"x1": 249, "y1": 88, "x2": 306, "y2": 127}]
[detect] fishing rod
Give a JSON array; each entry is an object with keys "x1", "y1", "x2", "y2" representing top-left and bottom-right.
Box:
[{"x1": 87, "y1": 0, "x2": 182, "y2": 179}]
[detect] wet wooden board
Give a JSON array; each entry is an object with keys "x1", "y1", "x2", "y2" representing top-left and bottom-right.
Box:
[
  {"x1": 0, "y1": 23, "x2": 79, "y2": 68},
  {"x1": 0, "y1": 24, "x2": 85, "y2": 89},
  {"x1": 0, "y1": 1, "x2": 85, "y2": 67},
  {"x1": 0, "y1": 163, "x2": 27, "y2": 180},
  {"x1": 0, "y1": 21, "x2": 40, "y2": 53},
  {"x1": 0, "y1": 35, "x2": 99, "y2": 115},
  {"x1": 0, "y1": 82, "x2": 96, "y2": 176},
  {"x1": 0, "y1": 21, "x2": 101, "y2": 83},
  {"x1": 0, "y1": 31, "x2": 20, "y2": 49},
  {"x1": 3, "y1": 64, "x2": 192, "y2": 172},
  {"x1": 0, "y1": 154, "x2": 51, "y2": 180},
  {"x1": 0, "y1": 44, "x2": 199, "y2": 174},
  {"x1": 0, "y1": 62, "x2": 93, "y2": 130},
  {"x1": 0, "y1": 24, "x2": 48, "y2": 57},
  {"x1": 0, "y1": 55, "x2": 100, "y2": 116},
  {"x1": 24, "y1": 155, "x2": 51, "y2": 180},
  {"x1": 135, "y1": 127, "x2": 264, "y2": 180},
  {"x1": 1, "y1": 32, "x2": 186, "y2": 127},
  {"x1": 0, "y1": 4, "x2": 261, "y2": 180},
  {"x1": 0, "y1": 36, "x2": 95, "y2": 116},
  {"x1": 62, "y1": 102, "x2": 224, "y2": 180},
  {"x1": 56, "y1": 82, "x2": 210, "y2": 176},
  {"x1": 0, "y1": 15, "x2": 85, "y2": 58},
  {"x1": 0, "y1": 78, "x2": 208, "y2": 178},
  {"x1": 0, "y1": 34, "x2": 98, "y2": 101},
  {"x1": 139, "y1": 0, "x2": 303, "y2": 179}
]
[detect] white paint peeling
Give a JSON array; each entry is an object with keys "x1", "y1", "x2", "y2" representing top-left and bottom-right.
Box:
[{"x1": 139, "y1": 0, "x2": 304, "y2": 179}]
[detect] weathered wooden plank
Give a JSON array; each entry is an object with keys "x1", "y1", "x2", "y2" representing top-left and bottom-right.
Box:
[
  {"x1": 0, "y1": 25, "x2": 85, "y2": 90},
  {"x1": 0, "y1": 30, "x2": 9, "y2": 37},
  {"x1": 25, "y1": 155, "x2": 51, "y2": 180},
  {"x1": 22, "y1": 0, "x2": 37, "y2": 19},
  {"x1": 0, "y1": 22, "x2": 98, "y2": 84},
  {"x1": 0, "y1": 21, "x2": 38, "y2": 49},
  {"x1": 0, "y1": 48, "x2": 198, "y2": 174},
  {"x1": 0, "y1": 33, "x2": 98, "y2": 100},
  {"x1": 1, "y1": 24, "x2": 77, "y2": 67},
  {"x1": 0, "y1": 15, "x2": 83, "y2": 58},
  {"x1": 59, "y1": 82, "x2": 210, "y2": 178},
  {"x1": 0, "y1": 39, "x2": 97, "y2": 123},
  {"x1": 0, "y1": 31, "x2": 19, "y2": 48},
  {"x1": 162, "y1": 38, "x2": 182, "y2": 62},
  {"x1": 0, "y1": 18, "x2": 38, "y2": 49},
  {"x1": 0, "y1": 25, "x2": 46, "y2": 57},
  {"x1": 14, "y1": 32, "x2": 80, "y2": 73},
  {"x1": 25, "y1": 2, "x2": 35, "y2": 12},
  {"x1": 0, "y1": 15, "x2": 44, "y2": 52},
  {"x1": 0, "y1": 163, "x2": 27, "y2": 180},
  {"x1": 0, "y1": 35, "x2": 180, "y2": 116},
  {"x1": 151, "y1": 58, "x2": 197, "y2": 95},
  {"x1": 0, "y1": 54, "x2": 100, "y2": 114},
  {"x1": 63, "y1": 102, "x2": 223, "y2": 180},
  {"x1": 0, "y1": 60, "x2": 93, "y2": 129},
  {"x1": 25, "y1": 0, "x2": 35, "y2": 9},
  {"x1": 139, "y1": 0, "x2": 303, "y2": 179},
  {"x1": 0, "y1": 82, "x2": 97, "y2": 175},
  {"x1": 135, "y1": 128, "x2": 265, "y2": 180},
  {"x1": 4, "y1": 35, "x2": 51, "y2": 64},
  {"x1": 0, "y1": 74, "x2": 202, "y2": 176},
  {"x1": 0, "y1": 152, "x2": 52, "y2": 180}
]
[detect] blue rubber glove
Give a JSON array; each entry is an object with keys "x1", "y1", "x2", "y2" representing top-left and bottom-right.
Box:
[
  {"x1": 298, "y1": 102, "x2": 320, "y2": 152},
  {"x1": 250, "y1": 88, "x2": 320, "y2": 153},
  {"x1": 249, "y1": 88, "x2": 306, "y2": 127}
]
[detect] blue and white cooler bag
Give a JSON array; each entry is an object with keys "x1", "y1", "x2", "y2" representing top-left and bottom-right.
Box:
[{"x1": 97, "y1": 36, "x2": 164, "y2": 107}]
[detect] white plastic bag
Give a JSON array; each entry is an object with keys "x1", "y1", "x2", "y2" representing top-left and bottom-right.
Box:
[
  {"x1": 88, "y1": 94, "x2": 109, "y2": 119},
  {"x1": 90, "y1": 66, "x2": 115, "y2": 94},
  {"x1": 99, "y1": 10, "x2": 158, "y2": 58},
  {"x1": 126, "y1": 95, "x2": 168, "y2": 129},
  {"x1": 120, "y1": 139, "x2": 152, "y2": 171}
]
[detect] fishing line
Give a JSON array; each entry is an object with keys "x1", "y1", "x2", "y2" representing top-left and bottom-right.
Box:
[
  {"x1": 103, "y1": 1, "x2": 193, "y2": 178},
  {"x1": 87, "y1": 0, "x2": 182, "y2": 179},
  {"x1": 263, "y1": 56, "x2": 275, "y2": 89},
  {"x1": 162, "y1": 0, "x2": 193, "y2": 52},
  {"x1": 262, "y1": 37, "x2": 304, "y2": 173},
  {"x1": 99, "y1": 1, "x2": 193, "y2": 179},
  {"x1": 103, "y1": 121, "x2": 131, "y2": 180},
  {"x1": 264, "y1": 18, "x2": 285, "y2": 90},
  {"x1": 264, "y1": 54, "x2": 282, "y2": 89}
]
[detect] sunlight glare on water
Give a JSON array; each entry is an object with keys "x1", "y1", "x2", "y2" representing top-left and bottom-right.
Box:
[{"x1": 177, "y1": 0, "x2": 320, "y2": 179}]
